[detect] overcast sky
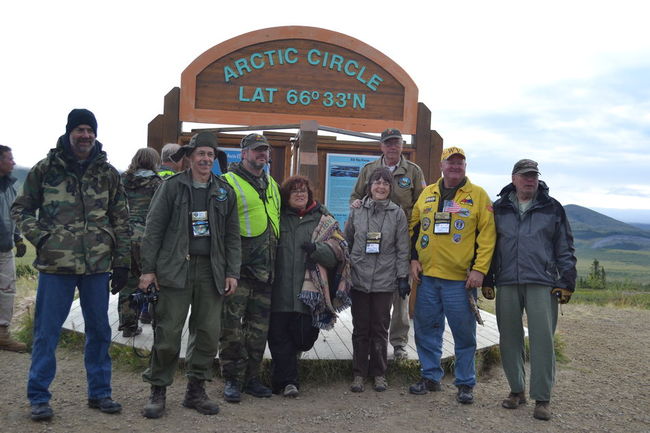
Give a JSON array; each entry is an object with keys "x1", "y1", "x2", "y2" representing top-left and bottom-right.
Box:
[{"x1": 2, "y1": 0, "x2": 649, "y2": 222}]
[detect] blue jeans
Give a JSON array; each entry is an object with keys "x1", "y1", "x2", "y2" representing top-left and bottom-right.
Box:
[
  {"x1": 28, "y1": 272, "x2": 112, "y2": 405},
  {"x1": 414, "y1": 276, "x2": 477, "y2": 387}
]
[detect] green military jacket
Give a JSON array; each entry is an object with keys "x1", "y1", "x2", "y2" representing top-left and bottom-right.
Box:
[
  {"x1": 140, "y1": 170, "x2": 241, "y2": 293},
  {"x1": 12, "y1": 138, "x2": 130, "y2": 274},
  {"x1": 271, "y1": 203, "x2": 338, "y2": 314},
  {"x1": 349, "y1": 155, "x2": 427, "y2": 221}
]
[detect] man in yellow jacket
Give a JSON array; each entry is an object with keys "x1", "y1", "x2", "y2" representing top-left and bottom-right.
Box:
[{"x1": 408, "y1": 147, "x2": 495, "y2": 405}]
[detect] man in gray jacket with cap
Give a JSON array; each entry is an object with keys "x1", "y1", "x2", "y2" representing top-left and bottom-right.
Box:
[{"x1": 483, "y1": 159, "x2": 576, "y2": 421}]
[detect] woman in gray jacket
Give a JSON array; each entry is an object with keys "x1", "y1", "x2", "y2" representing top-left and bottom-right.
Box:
[{"x1": 344, "y1": 167, "x2": 410, "y2": 393}]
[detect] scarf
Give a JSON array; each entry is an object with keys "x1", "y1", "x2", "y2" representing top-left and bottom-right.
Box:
[{"x1": 298, "y1": 214, "x2": 352, "y2": 330}]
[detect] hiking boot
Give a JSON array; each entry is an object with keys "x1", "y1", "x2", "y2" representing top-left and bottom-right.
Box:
[
  {"x1": 409, "y1": 377, "x2": 442, "y2": 395},
  {"x1": 30, "y1": 403, "x2": 53, "y2": 421},
  {"x1": 122, "y1": 326, "x2": 142, "y2": 338},
  {"x1": 456, "y1": 385, "x2": 474, "y2": 404},
  {"x1": 373, "y1": 376, "x2": 388, "y2": 392},
  {"x1": 283, "y1": 384, "x2": 299, "y2": 398},
  {"x1": 223, "y1": 380, "x2": 241, "y2": 403},
  {"x1": 393, "y1": 345, "x2": 408, "y2": 361},
  {"x1": 350, "y1": 376, "x2": 364, "y2": 393},
  {"x1": 533, "y1": 401, "x2": 551, "y2": 420},
  {"x1": 142, "y1": 385, "x2": 166, "y2": 419},
  {"x1": 88, "y1": 397, "x2": 122, "y2": 414},
  {"x1": 244, "y1": 377, "x2": 272, "y2": 398},
  {"x1": 183, "y1": 378, "x2": 220, "y2": 415},
  {"x1": 502, "y1": 391, "x2": 526, "y2": 409},
  {"x1": 139, "y1": 310, "x2": 152, "y2": 324},
  {"x1": 0, "y1": 325, "x2": 27, "y2": 352}
]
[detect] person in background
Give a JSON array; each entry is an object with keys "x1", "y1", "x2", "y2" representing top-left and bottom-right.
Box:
[
  {"x1": 408, "y1": 146, "x2": 496, "y2": 405},
  {"x1": 350, "y1": 128, "x2": 426, "y2": 361},
  {"x1": 0, "y1": 144, "x2": 27, "y2": 352},
  {"x1": 269, "y1": 175, "x2": 348, "y2": 397},
  {"x1": 157, "y1": 143, "x2": 182, "y2": 179},
  {"x1": 118, "y1": 148, "x2": 163, "y2": 335},
  {"x1": 345, "y1": 167, "x2": 410, "y2": 393},
  {"x1": 12, "y1": 108, "x2": 130, "y2": 421},
  {"x1": 483, "y1": 159, "x2": 576, "y2": 421}
]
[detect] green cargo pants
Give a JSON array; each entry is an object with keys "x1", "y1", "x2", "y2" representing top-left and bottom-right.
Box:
[
  {"x1": 143, "y1": 256, "x2": 223, "y2": 386},
  {"x1": 219, "y1": 278, "x2": 271, "y2": 382},
  {"x1": 495, "y1": 283, "x2": 558, "y2": 402}
]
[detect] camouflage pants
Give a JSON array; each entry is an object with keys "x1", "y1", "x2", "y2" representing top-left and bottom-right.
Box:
[
  {"x1": 117, "y1": 240, "x2": 143, "y2": 330},
  {"x1": 219, "y1": 278, "x2": 271, "y2": 382}
]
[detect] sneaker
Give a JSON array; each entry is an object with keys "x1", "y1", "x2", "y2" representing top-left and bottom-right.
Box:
[
  {"x1": 393, "y1": 345, "x2": 408, "y2": 360},
  {"x1": 373, "y1": 376, "x2": 388, "y2": 392},
  {"x1": 350, "y1": 376, "x2": 364, "y2": 393},
  {"x1": 223, "y1": 380, "x2": 241, "y2": 403},
  {"x1": 88, "y1": 397, "x2": 122, "y2": 414},
  {"x1": 456, "y1": 385, "x2": 474, "y2": 404},
  {"x1": 122, "y1": 326, "x2": 142, "y2": 338},
  {"x1": 409, "y1": 378, "x2": 442, "y2": 395},
  {"x1": 244, "y1": 377, "x2": 272, "y2": 398},
  {"x1": 283, "y1": 384, "x2": 299, "y2": 398},
  {"x1": 502, "y1": 391, "x2": 526, "y2": 409},
  {"x1": 533, "y1": 401, "x2": 551, "y2": 420},
  {"x1": 30, "y1": 403, "x2": 53, "y2": 421}
]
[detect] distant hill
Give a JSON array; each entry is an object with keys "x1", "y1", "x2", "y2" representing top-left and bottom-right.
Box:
[
  {"x1": 630, "y1": 223, "x2": 650, "y2": 232},
  {"x1": 565, "y1": 204, "x2": 650, "y2": 251}
]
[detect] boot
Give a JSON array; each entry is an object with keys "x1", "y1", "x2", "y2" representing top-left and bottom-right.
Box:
[
  {"x1": 0, "y1": 325, "x2": 26, "y2": 352},
  {"x1": 142, "y1": 385, "x2": 166, "y2": 419},
  {"x1": 183, "y1": 377, "x2": 220, "y2": 415}
]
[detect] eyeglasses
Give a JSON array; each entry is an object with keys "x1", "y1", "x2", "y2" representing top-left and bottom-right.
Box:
[
  {"x1": 290, "y1": 189, "x2": 308, "y2": 195},
  {"x1": 372, "y1": 180, "x2": 391, "y2": 186}
]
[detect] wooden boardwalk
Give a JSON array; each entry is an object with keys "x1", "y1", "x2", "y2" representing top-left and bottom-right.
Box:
[{"x1": 62, "y1": 293, "x2": 507, "y2": 362}]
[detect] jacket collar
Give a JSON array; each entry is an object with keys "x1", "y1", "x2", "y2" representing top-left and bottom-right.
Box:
[{"x1": 496, "y1": 180, "x2": 551, "y2": 208}]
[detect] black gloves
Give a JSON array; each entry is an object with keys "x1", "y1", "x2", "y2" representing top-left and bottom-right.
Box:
[
  {"x1": 301, "y1": 242, "x2": 317, "y2": 255},
  {"x1": 110, "y1": 267, "x2": 129, "y2": 294},
  {"x1": 398, "y1": 277, "x2": 410, "y2": 300},
  {"x1": 14, "y1": 239, "x2": 26, "y2": 258}
]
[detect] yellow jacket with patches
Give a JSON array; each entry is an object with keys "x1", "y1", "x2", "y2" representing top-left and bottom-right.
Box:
[{"x1": 410, "y1": 177, "x2": 496, "y2": 281}]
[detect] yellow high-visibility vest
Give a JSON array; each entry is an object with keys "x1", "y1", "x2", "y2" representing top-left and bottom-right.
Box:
[{"x1": 223, "y1": 172, "x2": 280, "y2": 238}]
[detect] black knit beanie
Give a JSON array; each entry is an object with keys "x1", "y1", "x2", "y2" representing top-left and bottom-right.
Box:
[{"x1": 66, "y1": 108, "x2": 98, "y2": 136}]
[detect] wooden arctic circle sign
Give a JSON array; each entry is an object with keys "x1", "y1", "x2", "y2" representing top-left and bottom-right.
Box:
[{"x1": 180, "y1": 26, "x2": 418, "y2": 133}]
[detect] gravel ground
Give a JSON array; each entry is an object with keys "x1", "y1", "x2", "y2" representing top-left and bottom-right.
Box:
[{"x1": 1, "y1": 303, "x2": 649, "y2": 433}]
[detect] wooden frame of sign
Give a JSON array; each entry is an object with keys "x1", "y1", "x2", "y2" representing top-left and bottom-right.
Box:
[{"x1": 180, "y1": 26, "x2": 418, "y2": 133}]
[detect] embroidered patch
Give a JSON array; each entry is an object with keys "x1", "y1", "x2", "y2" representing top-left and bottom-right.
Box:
[
  {"x1": 398, "y1": 177, "x2": 412, "y2": 188},
  {"x1": 454, "y1": 219, "x2": 465, "y2": 230},
  {"x1": 460, "y1": 196, "x2": 474, "y2": 206},
  {"x1": 423, "y1": 207, "x2": 432, "y2": 214},
  {"x1": 425, "y1": 196, "x2": 437, "y2": 203},
  {"x1": 487, "y1": 204, "x2": 494, "y2": 213},
  {"x1": 420, "y1": 234, "x2": 429, "y2": 248},
  {"x1": 422, "y1": 217, "x2": 431, "y2": 231},
  {"x1": 459, "y1": 208, "x2": 471, "y2": 218},
  {"x1": 452, "y1": 233, "x2": 462, "y2": 243},
  {"x1": 216, "y1": 187, "x2": 228, "y2": 202}
]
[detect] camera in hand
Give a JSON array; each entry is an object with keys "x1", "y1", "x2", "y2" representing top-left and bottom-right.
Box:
[{"x1": 128, "y1": 284, "x2": 158, "y2": 312}]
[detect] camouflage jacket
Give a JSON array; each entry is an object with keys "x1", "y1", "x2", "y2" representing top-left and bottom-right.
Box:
[
  {"x1": 121, "y1": 169, "x2": 163, "y2": 242},
  {"x1": 11, "y1": 137, "x2": 131, "y2": 274}
]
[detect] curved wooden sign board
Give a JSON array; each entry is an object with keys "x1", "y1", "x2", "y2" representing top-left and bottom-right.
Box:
[{"x1": 180, "y1": 26, "x2": 418, "y2": 133}]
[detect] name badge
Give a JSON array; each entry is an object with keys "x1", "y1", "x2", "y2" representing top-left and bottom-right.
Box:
[
  {"x1": 191, "y1": 211, "x2": 210, "y2": 237},
  {"x1": 434, "y1": 212, "x2": 451, "y2": 234},
  {"x1": 365, "y1": 232, "x2": 381, "y2": 254}
]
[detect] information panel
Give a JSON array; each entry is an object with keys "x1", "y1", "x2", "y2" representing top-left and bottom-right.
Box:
[{"x1": 324, "y1": 153, "x2": 379, "y2": 228}]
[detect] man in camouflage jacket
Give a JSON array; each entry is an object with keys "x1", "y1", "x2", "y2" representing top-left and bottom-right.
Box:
[{"x1": 11, "y1": 109, "x2": 130, "y2": 421}]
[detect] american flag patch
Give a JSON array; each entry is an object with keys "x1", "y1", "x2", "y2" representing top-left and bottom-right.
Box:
[{"x1": 443, "y1": 200, "x2": 462, "y2": 213}]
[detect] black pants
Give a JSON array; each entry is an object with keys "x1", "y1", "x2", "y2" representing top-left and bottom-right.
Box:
[
  {"x1": 268, "y1": 312, "x2": 319, "y2": 393},
  {"x1": 351, "y1": 290, "x2": 393, "y2": 378}
]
